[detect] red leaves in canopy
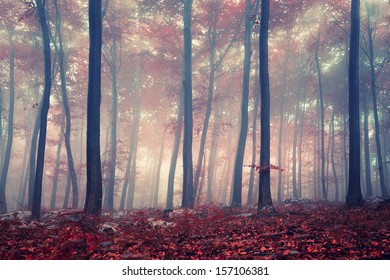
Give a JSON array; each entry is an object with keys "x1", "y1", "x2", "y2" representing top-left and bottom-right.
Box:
[
  {"x1": 245, "y1": 164, "x2": 285, "y2": 173},
  {"x1": 0, "y1": 202, "x2": 389, "y2": 259}
]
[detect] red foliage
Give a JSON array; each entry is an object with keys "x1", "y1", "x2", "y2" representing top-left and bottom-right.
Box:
[
  {"x1": 0, "y1": 202, "x2": 389, "y2": 260},
  {"x1": 245, "y1": 164, "x2": 285, "y2": 173}
]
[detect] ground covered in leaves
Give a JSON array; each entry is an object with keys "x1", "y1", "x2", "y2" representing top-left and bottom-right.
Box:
[{"x1": 1, "y1": 201, "x2": 389, "y2": 260}]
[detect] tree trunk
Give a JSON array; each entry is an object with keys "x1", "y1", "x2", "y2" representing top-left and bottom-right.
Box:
[
  {"x1": 0, "y1": 30, "x2": 15, "y2": 214},
  {"x1": 298, "y1": 86, "x2": 307, "y2": 198},
  {"x1": 84, "y1": 0, "x2": 103, "y2": 216},
  {"x1": 258, "y1": 0, "x2": 273, "y2": 210},
  {"x1": 231, "y1": 0, "x2": 251, "y2": 208},
  {"x1": 31, "y1": 0, "x2": 52, "y2": 219},
  {"x1": 166, "y1": 90, "x2": 184, "y2": 210},
  {"x1": 50, "y1": 117, "x2": 65, "y2": 208},
  {"x1": 153, "y1": 104, "x2": 168, "y2": 208},
  {"x1": 277, "y1": 44, "x2": 290, "y2": 203},
  {"x1": 182, "y1": 0, "x2": 194, "y2": 208},
  {"x1": 193, "y1": 0, "x2": 219, "y2": 199},
  {"x1": 364, "y1": 0, "x2": 388, "y2": 199},
  {"x1": 362, "y1": 85, "x2": 373, "y2": 198},
  {"x1": 127, "y1": 139, "x2": 138, "y2": 209},
  {"x1": 106, "y1": 28, "x2": 119, "y2": 210},
  {"x1": 314, "y1": 12, "x2": 327, "y2": 201},
  {"x1": 54, "y1": 0, "x2": 79, "y2": 209},
  {"x1": 292, "y1": 70, "x2": 304, "y2": 198},
  {"x1": 330, "y1": 101, "x2": 340, "y2": 202},
  {"x1": 247, "y1": 56, "x2": 259, "y2": 206},
  {"x1": 346, "y1": 0, "x2": 364, "y2": 207}
]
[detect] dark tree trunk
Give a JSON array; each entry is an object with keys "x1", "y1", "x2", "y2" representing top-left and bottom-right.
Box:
[
  {"x1": 346, "y1": 0, "x2": 364, "y2": 207},
  {"x1": 54, "y1": 0, "x2": 79, "y2": 208},
  {"x1": 258, "y1": 0, "x2": 273, "y2": 210},
  {"x1": 231, "y1": 0, "x2": 252, "y2": 208},
  {"x1": 166, "y1": 90, "x2": 184, "y2": 210},
  {"x1": 84, "y1": 0, "x2": 103, "y2": 216},
  {"x1": 31, "y1": 0, "x2": 52, "y2": 219},
  {"x1": 182, "y1": 0, "x2": 194, "y2": 208},
  {"x1": 0, "y1": 30, "x2": 15, "y2": 214}
]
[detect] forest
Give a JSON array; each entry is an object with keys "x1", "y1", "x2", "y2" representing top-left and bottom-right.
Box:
[{"x1": 0, "y1": 0, "x2": 389, "y2": 260}]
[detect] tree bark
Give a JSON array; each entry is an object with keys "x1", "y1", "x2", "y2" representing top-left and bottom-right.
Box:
[
  {"x1": 31, "y1": 0, "x2": 52, "y2": 219},
  {"x1": 231, "y1": 0, "x2": 252, "y2": 207},
  {"x1": 54, "y1": 0, "x2": 79, "y2": 208},
  {"x1": 346, "y1": 0, "x2": 364, "y2": 207},
  {"x1": 258, "y1": 0, "x2": 273, "y2": 210},
  {"x1": 84, "y1": 0, "x2": 103, "y2": 216},
  {"x1": 364, "y1": 0, "x2": 388, "y2": 199},
  {"x1": 314, "y1": 12, "x2": 327, "y2": 201},
  {"x1": 50, "y1": 117, "x2": 65, "y2": 208},
  {"x1": 182, "y1": 0, "x2": 194, "y2": 208},
  {"x1": 0, "y1": 30, "x2": 15, "y2": 214},
  {"x1": 362, "y1": 85, "x2": 373, "y2": 198},
  {"x1": 277, "y1": 44, "x2": 290, "y2": 203},
  {"x1": 166, "y1": 91, "x2": 183, "y2": 209}
]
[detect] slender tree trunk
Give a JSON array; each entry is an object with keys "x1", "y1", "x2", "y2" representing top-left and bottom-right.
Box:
[
  {"x1": 193, "y1": 0, "x2": 219, "y2": 199},
  {"x1": 0, "y1": 30, "x2": 15, "y2": 214},
  {"x1": 63, "y1": 171, "x2": 71, "y2": 208},
  {"x1": 364, "y1": 0, "x2": 388, "y2": 199},
  {"x1": 346, "y1": 0, "x2": 364, "y2": 207},
  {"x1": 54, "y1": 0, "x2": 79, "y2": 209},
  {"x1": 106, "y1": 29, "x2": 119, "y2": 210},
  {"x1": 277, "y1": 44, "x2": 290, "y2": 203},
  {"x1": 84, "y1": 0, "x2": 103, "y2": 216},
  {"x1": 182, "y1": 0, "x2": 194, "y2": 208},
  {"x1": 153, "y1": 117, "x2": 167, "y2": 208},
  {"x1": 31, "y1": 0, "x2": 52, "y2": 219},
  {"x1": 247, "y1": 61, "x2": 259, "y2": 206},
  {"x1": 258, "y1": 0, "x2": 273, "y2": 210},
  {"x1": 127, "y1": 139, "x2": 138, "y2": 209},
  {"x1": 330, "y1": 102, "x2": 339, "y2": 202},
  {"x1": 292, "y1": 70, "x2": 304, "y2": 198},
  {"x1": 166, "y1": 91, "x2": 184, "y2": 210},
  {"x1": 362, "y1": 86, "x2": 373, "y2": 197},
  {"x1": 206, "y1": 100, "x2": 222, "y2": 204},
  {"x1": 314, "y1": 12, "x2": 327, "y2": 201},
  {"x1": 232, "y1": 0, "x2": 252, "y2": 207},
  {"x1": 50, "y1": 117, "x2": 65, "y2": 208},
  {"x1": 298, "y1": 86, "x2": 307, "y2": 198}
]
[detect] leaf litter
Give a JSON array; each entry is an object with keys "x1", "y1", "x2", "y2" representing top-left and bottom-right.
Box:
[{"x1": 0, "y1": 201, "x2": 389, "y2": 259}]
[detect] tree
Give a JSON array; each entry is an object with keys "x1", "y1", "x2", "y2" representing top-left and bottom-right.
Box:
[
  {"x1": 84, "y1": 0, "x2": 103, "y2": 216},
  {"x1": 31, "y1": 0, "x2": 52, "y2": 219},
  {"x1": 346, "y1": 0, "x2": 364, "y2": 207},
  {"x1": 364, "y1": 0, "x2": 388, "y2": 199},
  {"x1": 53, "y1": 0, "x2": 79, "y2": 209},
  {"x1": 258, "y1": 0, "x2": 273, "y2": 210},
  {"x1": 182, "y1": 0, "x2": 194, "y2": 208},
  {"x1": 231, "y1": 0, "x2": 253, "y2": 207},
  {"x1": 0, "y1": 29, "x2": 15, "y2": 214}
]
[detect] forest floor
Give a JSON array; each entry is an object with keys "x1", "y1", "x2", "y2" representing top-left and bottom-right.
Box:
[{"x1": 0, "y1": 200, "x2": 389, "y2": 260}]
